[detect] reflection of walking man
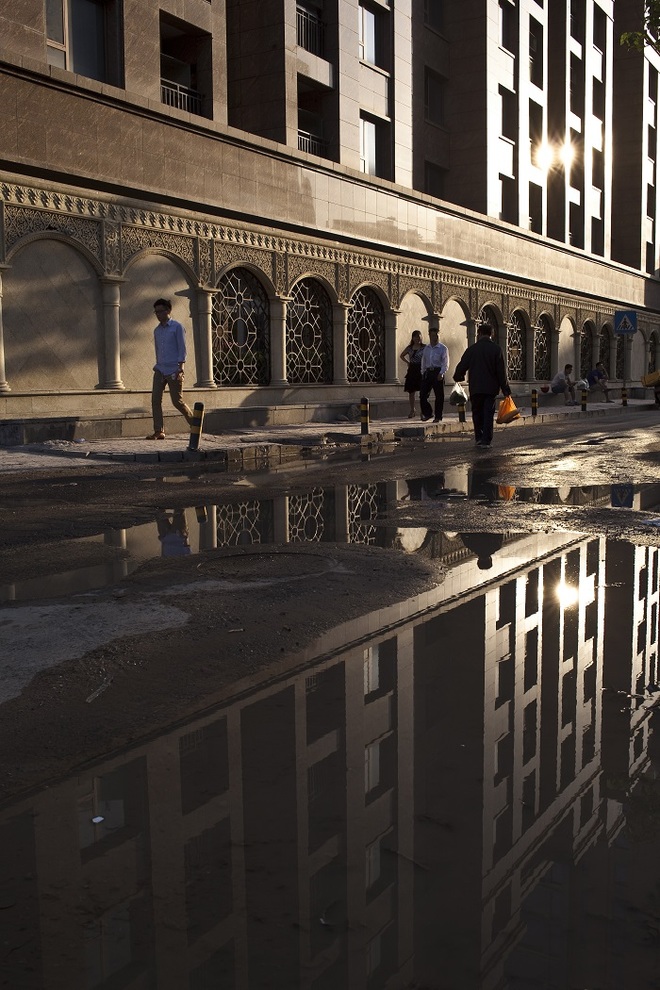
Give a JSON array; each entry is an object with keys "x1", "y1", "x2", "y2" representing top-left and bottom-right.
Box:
[
  {"x1": 147, "y1": 298, "x2": 193, "y2": 440},
  {"x1": 156, "y1": 509, "x2": 192, "y2": 557},
  {"x1": 419, "y1": 328, "x2": 449, "y2": 422}
]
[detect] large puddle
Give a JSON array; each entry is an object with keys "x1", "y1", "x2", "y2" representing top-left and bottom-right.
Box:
[{"x1": 2, "y1": 473, "x2": 660, "y2": 987}]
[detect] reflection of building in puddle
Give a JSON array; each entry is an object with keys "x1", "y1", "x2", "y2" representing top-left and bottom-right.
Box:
[
  {"x1": 3, "y1": 532, "x2": 660, "y2": 987},
  {"x1": 5, "y1": 480, "x2": 660, "y2": 604}
]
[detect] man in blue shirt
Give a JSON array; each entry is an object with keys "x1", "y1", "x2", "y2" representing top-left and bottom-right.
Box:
[{"x1": 147, "y1": 298, "x2": 194, "y2": 439}]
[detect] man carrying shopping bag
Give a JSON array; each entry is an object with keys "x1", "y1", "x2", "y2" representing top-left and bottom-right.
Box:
[{"x1": 453, "y1": 322, "x2": 512, "y2": 448}]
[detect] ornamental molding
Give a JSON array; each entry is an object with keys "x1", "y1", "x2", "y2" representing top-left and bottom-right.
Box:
[{"x1": 4, "y1": 204, "x2": 103, "y2": 263}]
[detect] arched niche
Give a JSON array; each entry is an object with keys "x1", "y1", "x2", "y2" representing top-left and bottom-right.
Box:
[
  {"x1": 4, "y1": 238, "x2": 102, "y2": 391},
  {"x1": 121, "y1": 253, "x2": 197, "y2": 390}
]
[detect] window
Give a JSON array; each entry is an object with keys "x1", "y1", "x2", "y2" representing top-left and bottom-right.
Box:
[
  {"x1": 529, "y1": 17, "x2": 543, "y2": 87},
  {"x1": 359, "y1": 3, "x2": 377, "y2": 63},
  {"x1": 425, "y1": 68, "x2": 446, "y2": 127},
  {"x1": 499, "y1": 0, "x2": 516, "y2": 54},
  {"x1": 424, "y1": 0, "x2": 444, "y2": 34},
  {"x1": 46, "y1": 0, "x2": 122, "y2": 85},
  {"x1": 358, "y1": 2, "x2": 387, "y2": 69},
  {"x1": 425, "y1": 161, "x2": 446, "y2": 198},
  {"x1": 160, "y1": 15, "x2": 212, "y2": 118},
  {"x1": 360, "y1": 115, "x2": 377, "y2": 174},
  {"x1": 500, "y1": 85, "x2": 517, "y2": 141},
  {"x1": 297, "y1": 3, "x2": 325, "y2": 57}
]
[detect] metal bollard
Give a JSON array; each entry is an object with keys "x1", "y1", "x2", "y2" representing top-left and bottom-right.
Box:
[
  {"x1": 458, "y1": 401, "x2": 466, "y2": 423},
  {"x1": 581, "y1": 389, "x2": 588, "y2": 411},
  {"x1": 360, "y1": 396, "x2": 370, "y2": 436},
  {"x1": 531, "y1": 388, "x2": 538, "y2": 417},
  {"x1": 621, "y1": 387, "x2": 627, "y2": 406},
  {"x1": 187, "y1": 401, "x2": 205, "y2": 451}
]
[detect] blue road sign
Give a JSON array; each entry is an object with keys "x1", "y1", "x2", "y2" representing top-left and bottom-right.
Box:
[
  {"x1": 614, "y1": 310, "x2": 637, "y2": 335},
  {"x1": 611, "y1": 484, "x2": 634, "y2": 508}
]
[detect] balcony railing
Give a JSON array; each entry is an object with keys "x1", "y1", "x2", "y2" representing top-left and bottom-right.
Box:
[
  {"x1": 298, "y1": 129, "x2": 328, "y2": 157},
  {"x1": 161, "y1": 79, "x2": 203, "y2": 116},
  {"x1": 297, "y1": 5, "x2": 325, "y2": 57}
]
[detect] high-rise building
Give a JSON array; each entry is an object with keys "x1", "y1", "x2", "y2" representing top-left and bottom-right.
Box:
[{"x1": 0, "y1": 0, "x2": 658, "y2": 429}]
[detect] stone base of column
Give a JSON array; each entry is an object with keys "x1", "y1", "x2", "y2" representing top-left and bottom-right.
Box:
[
  {"x1": 269, "y1": 379, "x2": 288, "y2": 387},
  {"x1": 95, "y1": 381, "x2": 125, "y2": 390},
  {"x1": 194, "y1": 380, "x2": 217, "y2": 388},
  {"x1": 0, "y1": 382, "x2": 10, "y2": 392}
]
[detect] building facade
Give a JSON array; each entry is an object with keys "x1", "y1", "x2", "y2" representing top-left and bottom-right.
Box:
[{"x1": 1, "y1": 0, "x2": 659, "y2": 426}]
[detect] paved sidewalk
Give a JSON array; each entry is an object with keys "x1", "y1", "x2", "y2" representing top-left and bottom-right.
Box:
[{"x1": 0, "y1": 398, "x2": 655, "y2": 474}]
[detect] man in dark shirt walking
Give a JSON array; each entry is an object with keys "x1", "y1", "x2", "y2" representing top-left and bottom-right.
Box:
[{"x1": 453, "y1": 322, "x2": 511, "y2": 448}]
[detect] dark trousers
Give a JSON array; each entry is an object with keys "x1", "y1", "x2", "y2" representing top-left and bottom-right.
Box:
[
  {"x1": 420, "y1": 369, "x2": 445, "y2": 420},
  {"x1": 151, "y1": 370, "x2": 193, "y2": 433},
  {"x1": 471, "y1": 393, "x2": 496, "y2": 444}
]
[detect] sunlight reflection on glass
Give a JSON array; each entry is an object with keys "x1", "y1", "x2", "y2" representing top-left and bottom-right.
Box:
[
  {"x1": 535, "y1": 140, "x2": 555, "y2": 172},
  {"x1": 559, "y1": 140, "x2": 574, "y2": 169},
  {"x1": 556, "y1": 580, "x2": 579, "y2": 608}
]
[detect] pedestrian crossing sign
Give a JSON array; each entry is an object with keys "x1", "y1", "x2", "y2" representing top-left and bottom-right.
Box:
[{"x1": 614, "y1": 310, "x2": 637, "y2": 335}]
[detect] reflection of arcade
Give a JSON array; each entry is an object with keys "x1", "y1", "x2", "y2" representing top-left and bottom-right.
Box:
[
  {"x1": 4, "y1": 531, "x2": 660, "y2": 987},
  {"x1": 156, "y1": 508, "x2": 192, "y2": 557},
  {"x1": 405, "y1": 474, "x2": 445, "y2": 500}
]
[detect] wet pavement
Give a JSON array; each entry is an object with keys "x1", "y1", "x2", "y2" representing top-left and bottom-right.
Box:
[
  {"x1": 2, "y1": 409, "x2": 660, "y2": 988},
  {"x1": 0, "y1": 397, "x2": 654, "y2": 473}
]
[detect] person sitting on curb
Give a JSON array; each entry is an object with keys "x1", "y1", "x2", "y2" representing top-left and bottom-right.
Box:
[
  {"x1": 550, "y1": 364, "x2": 577, "y2": 405},
  {"x1": 587, "y1": 362, "x2": 613, "y2": 402}
]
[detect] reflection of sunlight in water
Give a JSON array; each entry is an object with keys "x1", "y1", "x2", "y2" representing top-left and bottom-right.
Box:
[
  {"x1": 551, "y1": 458, "x2": 579, "y2": 472},
  {"x1": 556, "y1": 580, "x2": 579, "y2": 608}
]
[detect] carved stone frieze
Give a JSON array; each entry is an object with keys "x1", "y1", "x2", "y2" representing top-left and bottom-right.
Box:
[
  {"x1": 121, "y1": 225, "x2": 196, "y2": 273},
  {"x1": 285, "y1": 254, "x2": 338, "y2": 295},
  {"x1": 196, "y1": 237, "x2": 212, "y2": 287},
  {"x1": 213, "y1": 241, "x2": 274, "y2": 284},
  {"x1": 103, "y1": 221, "x2": 121, "y2": 276},
  {"x1": 4, "y1": 205, "x2": 103, "y2": 263},
  {"x1": 348, "y1": 266, "x2": 389, "y2": 300},
  {"x1": 395, "y1": 274, "x2": 433, "y2": 309}
]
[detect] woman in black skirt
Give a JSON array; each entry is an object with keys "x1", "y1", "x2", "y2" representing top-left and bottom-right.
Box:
[{"x1": 400, "y1": 330, "x2": 425, "y2": 418}]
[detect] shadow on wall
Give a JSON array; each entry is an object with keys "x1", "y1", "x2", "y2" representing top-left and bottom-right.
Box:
[{"x1": 4, "y1": 239, "x2": 101, "y2": 391}]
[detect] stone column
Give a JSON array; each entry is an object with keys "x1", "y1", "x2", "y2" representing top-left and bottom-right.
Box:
[
  {"x1": 270, "y1": 296, "x2": 289, "y2": 386},
  {"x1": 525, "y1": 326, "x2": 535, "y2": 379},
  {"x1": 195, "y1": 288, "x2": 217, "y2": 387},
  {"x1": 333, "y1": 303, "x2": 349, "y2": 384},
  {"x1": 98, "y1": 277, "x2": 125, "y2": 389},
  {"x1": 0, "y1": 267, "x2": 11, "y2": 392},
  {"x1": 384, "y1": 309, "x2": 400, "y2": 382}
]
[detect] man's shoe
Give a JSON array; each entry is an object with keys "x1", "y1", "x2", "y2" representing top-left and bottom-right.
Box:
[
  {"x1": 433, "y1": 417, "x2": 442, "y2": 423},
  {"x1": 421, "y1": 415, "x2": 432, "y2": 422},
  {"x1": 146, "y1": 431, "x2": 166, "y2": 440},
  {"x1": 478, "y1": 442, "x2": 491, "y2": 448}
]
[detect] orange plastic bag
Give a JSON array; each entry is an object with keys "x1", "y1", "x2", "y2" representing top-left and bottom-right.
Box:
[
  {"x1": 496, "y1": 395, "x2": 520, "y2": 424},
  {"x1": 497, "y1": 484, "x2": 516, "y2": 501}
]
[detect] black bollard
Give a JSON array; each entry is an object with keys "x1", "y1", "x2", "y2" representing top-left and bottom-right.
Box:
[
  {"x1": 531, "y1": 388, "x2": 538, "y2": 417},
  {"x1": 458, "y1": 401, "x2": 466, "y2": 423},
  {"x1": 360, "y1": 396, "x2": 370, "y2": 436},
  {"x1": 581, "y1": 389, "x2": 587, "y2": 412},
  {"x1": 187, "y1": 401, "x2": 205, "y2": 451},
  {"x1": 621, "y1": 387, "x2": 627, "y2": 406}
]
